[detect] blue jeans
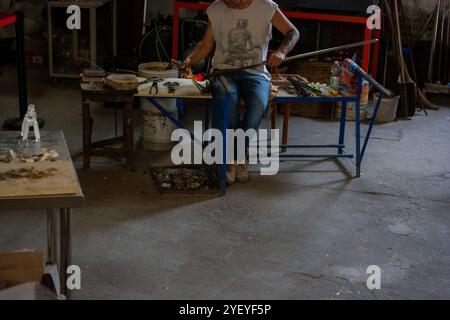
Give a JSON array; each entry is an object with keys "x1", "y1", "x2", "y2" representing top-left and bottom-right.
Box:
[{"x1": 211, "y1": 71, "x2": 271, "y2": 161}]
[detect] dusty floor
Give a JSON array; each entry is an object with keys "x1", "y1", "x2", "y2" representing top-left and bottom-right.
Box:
[{"x1": 0, "y1": 67, "x2": 449, "y2": 299}]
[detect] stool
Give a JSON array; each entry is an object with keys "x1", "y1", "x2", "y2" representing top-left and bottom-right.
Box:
[{"x1": 80, "y1": 83, "x2": 135, "y2": 170}]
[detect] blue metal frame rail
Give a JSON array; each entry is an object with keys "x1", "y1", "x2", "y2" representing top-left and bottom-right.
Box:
[{"x1": 144, "y1": 60, "x2": 389, "y2": 195}]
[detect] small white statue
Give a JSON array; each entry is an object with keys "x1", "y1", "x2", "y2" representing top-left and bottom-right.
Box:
[{"x1": 21, "y1": 104, "x2": 40, "y2": 142}]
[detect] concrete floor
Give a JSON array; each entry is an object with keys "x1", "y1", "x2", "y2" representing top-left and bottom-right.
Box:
[{"x1": 1, "y1": 67, "x2": 449, "y2": 299}]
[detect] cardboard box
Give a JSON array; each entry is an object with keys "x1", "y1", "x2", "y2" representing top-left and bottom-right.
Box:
[{"x1": 0, "y1": 250, "x2": 44, "y2": 288}]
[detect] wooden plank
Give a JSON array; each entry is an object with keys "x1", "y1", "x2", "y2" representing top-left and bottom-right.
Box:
[{"x1": 0, "y1": 161, "x2": 78, "y2": 197}]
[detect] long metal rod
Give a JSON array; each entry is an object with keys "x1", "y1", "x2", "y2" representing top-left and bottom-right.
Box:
[
  {"x1": 446, "y1": 1, "x2": 450, "y2": 82},
  {"x1": 394, "y1": 0, "x2": 406, "y2": 82},
  {"x1": 207, "y1": 39, "x2": 379, "y2": 78},
  {"x1": 438, "y1": 1, "x2": 447, "y2": 81},
  {"x1": 285, "y1": 39, "x2": 379, "y2": 62},
  {"x1": 428, "y1": 0, "x2": 441, "y2": 82},
  {"x1": 15, "y1": 11, "x2": 27, "y2": 118}
]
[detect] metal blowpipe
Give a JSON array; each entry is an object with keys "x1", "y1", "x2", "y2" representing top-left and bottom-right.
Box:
[{"x1": 207, "y1": 39, "x2": 379, "y2": 79}]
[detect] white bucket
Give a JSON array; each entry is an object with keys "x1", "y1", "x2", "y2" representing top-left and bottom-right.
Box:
[
  {"x1": 138, "y1": 61, "x2": 179, "y2": 151},
  {"x1": 371, "y1": 93, "x2": 400, "y2": 123},
  {"x1": 141, "y1": 100, "x2": 178, "y2": 151},
  {"x1": 138, "y1": 62, "x2": 179, "y2": 78}
]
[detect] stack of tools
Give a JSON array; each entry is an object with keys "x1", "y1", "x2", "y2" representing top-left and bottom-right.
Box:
[
  {"x1": 81, "y1": 68, "x2": 105, "y2": 84},
  {"x1": 192, "y1": 79, "x2": 210, "y2": 95},
  {"x1": 163, "y1": 81, "x2": 180, "y2": 94},
  {"x1": 284, "y1": 75, "x2": 312, "y2": 97}
]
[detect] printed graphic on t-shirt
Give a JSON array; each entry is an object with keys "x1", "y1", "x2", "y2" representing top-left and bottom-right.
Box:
[{"x1": 220, "y1": 19, "x2": 262, "y2": 68}]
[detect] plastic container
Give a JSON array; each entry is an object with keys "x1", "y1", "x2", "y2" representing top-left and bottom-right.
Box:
[
  {"x1": 371, "y1": 93, "x2": 400, "y2": 123},
  {"x1": 141, "y1": 100, "x2": 178, "y2": 151},
  {"x1": 138, "y1": 62, "x2": 179, "y2": 151},
  {"x1": 138, "y1": 62, "x2": 179, "y2": 79},
  {"x1": 335, "y1": 80, "x2": 369, "y2": 120},
  {"x1": 329, "y1": 61, "x2": 340, "y2": 90}
]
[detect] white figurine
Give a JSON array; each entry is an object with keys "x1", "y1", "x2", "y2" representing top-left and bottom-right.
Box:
[{"x1": 21, "y1": 104, "x2": 40, "y2": 142}]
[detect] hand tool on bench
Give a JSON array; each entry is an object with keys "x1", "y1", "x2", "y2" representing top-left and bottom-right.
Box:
[
  {"x1": 205, "y1": 39, "x2": 379, "y2": 79},
  {"x1": 163, "y1": 81, "x2": 180, "y2": 94},
  {"x1": 148, "y1": 77, "x2": 163, "y2": 95}
]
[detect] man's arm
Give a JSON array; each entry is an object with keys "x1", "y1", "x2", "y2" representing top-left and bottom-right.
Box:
[
  {"x1": 180, "y1": 20, "x2": 215, "y2": 69},
  {"x1": 268, "y1": 8, "x2": 300, "y2": 67}
]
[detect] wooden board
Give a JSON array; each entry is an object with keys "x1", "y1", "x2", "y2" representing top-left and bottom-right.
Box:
[{"x1": 0, "y1": 161, "x2": 79, "y2": 198}]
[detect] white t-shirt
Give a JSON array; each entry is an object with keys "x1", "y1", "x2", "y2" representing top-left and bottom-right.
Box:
[{"x1": 206, "y1": 0, "x2": 278, "y2": 79}]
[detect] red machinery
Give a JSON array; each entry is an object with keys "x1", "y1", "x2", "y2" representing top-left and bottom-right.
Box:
[{"x1": 171, "y1": 1, "x2": 381, "y2": 77}]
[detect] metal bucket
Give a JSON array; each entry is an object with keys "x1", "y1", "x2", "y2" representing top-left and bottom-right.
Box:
[{"x1": 372, "y1": 93, "x2": 400, "y2": 123}]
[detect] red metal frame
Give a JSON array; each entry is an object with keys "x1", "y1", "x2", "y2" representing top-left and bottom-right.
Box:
[
  {"x1": 0, "y1": 12, "x2": 16, "y2": 28},
  {"x1": 172, "y1": 1, "x2": 380, "y2": 76}
]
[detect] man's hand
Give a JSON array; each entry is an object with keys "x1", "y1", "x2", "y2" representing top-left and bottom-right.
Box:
[
  {"x1": 267, "y1": 50, "x2": 286, "y2": 68},
  {"x1": 179, "y1": 57, "x2": 191, "y2": 71}
]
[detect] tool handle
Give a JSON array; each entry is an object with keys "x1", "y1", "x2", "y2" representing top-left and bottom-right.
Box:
[{"x1": 345, "y1": 59, "x2": 392, "y2": 96}]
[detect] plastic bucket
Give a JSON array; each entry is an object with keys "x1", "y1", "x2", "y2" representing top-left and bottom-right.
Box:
[
  {"x1": 141, "y1": 100, "x2": 177, "y2": 151},
  {"x1": 335, "y1": 102, "x2": 368, "y2": 121},
  {"x1": 371, "y1": 93, "x2": 400, "y2": 123},
  {"x1": 138, "y1": 62, "x2": 179, "y2": 78},
  {"x1": 335, "y1": 81, "x2": 369, "y2": 120},
  {"x1": 138, "y1": 62, "x2": 179, "y2": 151}
]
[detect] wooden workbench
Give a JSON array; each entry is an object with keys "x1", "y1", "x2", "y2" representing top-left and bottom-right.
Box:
[{"x1": 0, "y1": 131, "x2": 84, "y2": 299}]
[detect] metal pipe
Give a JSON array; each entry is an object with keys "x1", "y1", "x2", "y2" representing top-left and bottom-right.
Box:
[
  {"x1": 142, "y1": 0, "x2": 148, "y2": 36},
  {"x1": 438, "y1": 1, "x2": 447, "y2": 82},
  {"x1": 207, "y1": 39, "x2": 379, "y2": 79},
  {"x1": 284, "y1": 39, "x2": 379, "y2": 62},
  {"x1": 46, "y1": 209, "x2": 57, "y2": 264},
  {"x1": 15, "y1": 11, "x2": 27, "y2": 118},
  {"x1": 444, "y1": 0, "x2": 450, "y2": 83},
  {"x1": 428, "y1": 0, "x2": 441, "y2": 82},
  {"x1": 394, "y1": 0, "x2": 406, "y2": 82}
]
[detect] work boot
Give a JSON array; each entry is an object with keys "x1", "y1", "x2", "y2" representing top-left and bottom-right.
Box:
[
  {"x1": 227, "y1": 164, "x2": 236, "y2": 185},
  {"x1": 236, "y1": 162, "x2": 249, "y2": 183}
]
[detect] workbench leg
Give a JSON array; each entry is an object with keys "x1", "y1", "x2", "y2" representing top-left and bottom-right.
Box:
[
  {"x1": 59, "y1": 208, "x2": 72, "y2": 299},
  {"x1": 220, "y1": 93, "x2": 231, "y2": 194},
  {"x1": 46, "y1": 209, "x2": 58, "y2": 264},
  {"x1": 338, "y1": 102, "x2": 347, "y2": 155},
  {"x1": 355, "y1": 104, "x2": 361, "y2": 178},
  {"x1": 123, "y1": 101, "x2": 134, "y2": 170},
  {"x1": 82, "y1": 99, "x2": 91, "y2": 170},
  {"x1": 271, "y1": 103, "x2": 277, "y2": 131},
  {"x1": 281, "y1": 103, "x2": 291, "y2": 153},
  {"x1": 204, "y1": 101, "x2": 210, "y2": 132}
]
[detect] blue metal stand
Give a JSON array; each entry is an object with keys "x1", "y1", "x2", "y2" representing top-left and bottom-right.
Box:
[{"x1": 143, "y1": 60, "x2": 389, "y2": 195}]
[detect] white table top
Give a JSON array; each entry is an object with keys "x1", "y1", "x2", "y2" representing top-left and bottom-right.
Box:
[{"x1": 136, "y1": 78, "x2": 303, "y2": 100}]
